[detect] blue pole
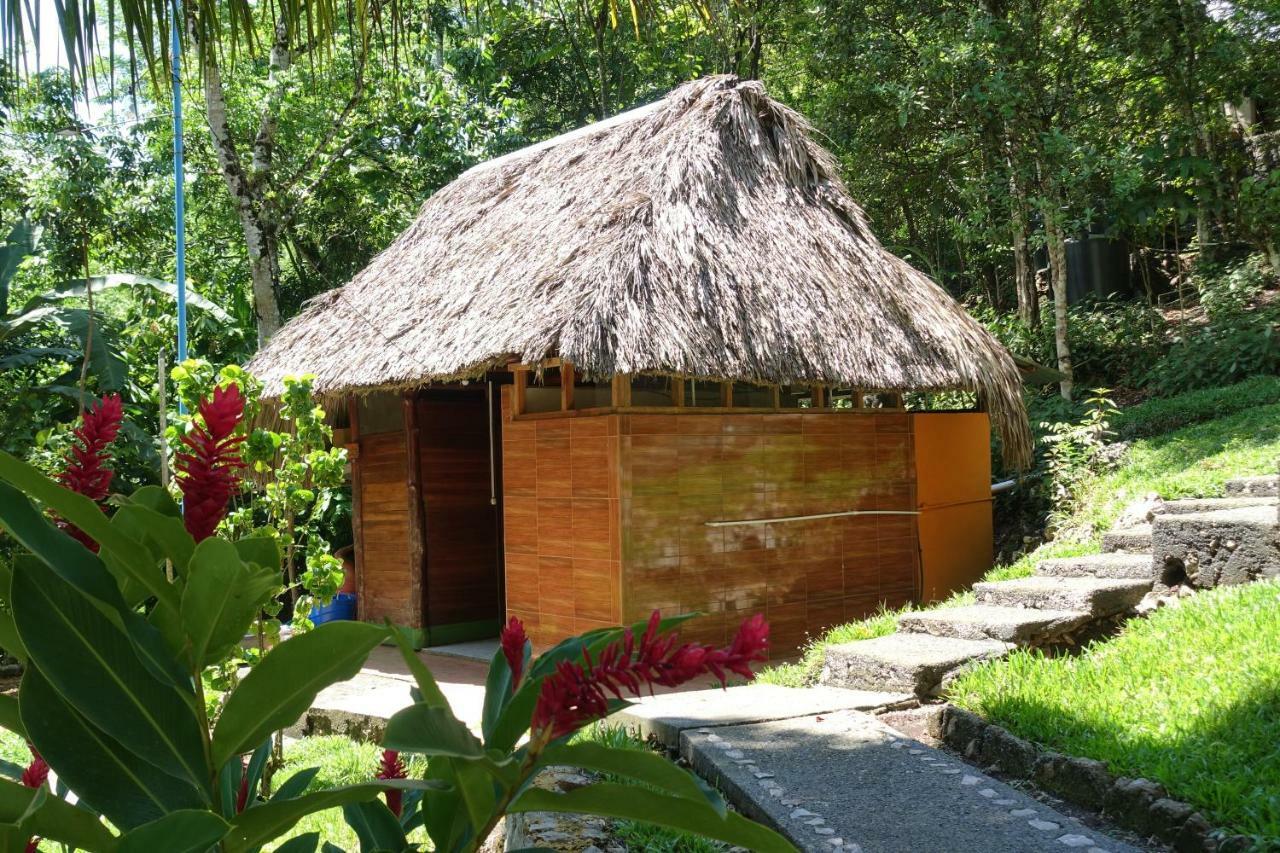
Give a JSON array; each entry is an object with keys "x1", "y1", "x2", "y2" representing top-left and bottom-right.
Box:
[{"x1": 171, "y1": 0, "x2": 188, "y2": 409}]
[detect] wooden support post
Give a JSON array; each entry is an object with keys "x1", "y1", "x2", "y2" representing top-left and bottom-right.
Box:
[
  {"x1": 812, "y1": 385, "x2": 826, "y2": 409},
  {"x1": 403, "y1": 392, "x2": 427, "y2": 632},
  {"x1": 720, "y1": 382, "x2": 733, "y2": 407},
  {"x1": 612, "y1": 374, "x2": 632, "y2": 408},
  {"x1": 561, "y1": 362, "x2": 575, "y2": 411},
  {"x1": 671, "y1": 376, "x2": 685, "y2": 407},
  {"x1": 513, "y1": 369, "x2": 528, "y2": 415},
  {"x1": 347, "y1": 396, "x2": 365, "y2": 621}
]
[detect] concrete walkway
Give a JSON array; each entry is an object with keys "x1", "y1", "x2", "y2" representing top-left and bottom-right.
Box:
[{"x1": 614, "y1": 685, "x2": 1138, "y2": 853}]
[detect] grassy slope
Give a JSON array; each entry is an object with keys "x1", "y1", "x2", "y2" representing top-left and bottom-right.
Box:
[
  {"x1": 949, "y1": 581, "x2": 1280, "y2": 841},
  {"x1": 758, "y1": 394, "x2": 1280, "y2": 688}
]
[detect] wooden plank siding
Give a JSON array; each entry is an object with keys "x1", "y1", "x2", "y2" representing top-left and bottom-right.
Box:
[{"x1": 352, "y1": 429, "x2": 420, "y2": 628}]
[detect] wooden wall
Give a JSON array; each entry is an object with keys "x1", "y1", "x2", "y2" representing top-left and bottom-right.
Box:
[
  {"x1": 499, "y1": 392, "x2": 920, "y2": 656},
  {"x1": 499, "y1": 388, "x2": 622, "y2": 648},
  {"x1": 619, "y1": 411, "x2": 919, "y2": 654},
  {"x1": 352, "y1": 429, "x2": 421, "y2": 628}
]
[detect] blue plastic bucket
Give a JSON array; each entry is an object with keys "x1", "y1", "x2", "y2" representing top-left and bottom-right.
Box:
[{"x1": 311, "y1": 592, "x2": 357, "y2": 625}]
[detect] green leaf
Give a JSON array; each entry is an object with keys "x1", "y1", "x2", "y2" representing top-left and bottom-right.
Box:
[
  {"x1": 539, "y1": 742, "x2": 726, "y2": 816},
  {"x1": 0, "y1": 696, "x2": 25, "y2": 741},
  {"x1": 234, "y1": 534, "x2": 282, "y2": 570},
  {"x1": 481, "y1": 641, "x2": 517, "y2": 744},
  {"x1": 0, "y1": 561, "x2": 26, "y2": 666},
  {"x1": 382, "y1": 703, "x2": 484, "y2": 759},
  {"x1": 109, "y1": 504, "x2": 196, "y2": 582},
  {"x1": 12, "y1": 561, "x2": 209, "y2": 792},
  {"x1": 20, "y1": 664, "x2": 206, "y2": 830},
  {"x1": 118, "y1": 485, "x2": 182, "y2": 517},
  {"x1": 40, "y1": 275, "x2": 233, "y2": 323},
  {"x1": 212, "y1": 621, "x2": 389, "y2": 767},
  {"x1": 342, "y1": 799, "x2": 408, "y2": 853},
  {"x1": 275, "y1": 831, "x2": 320, "y2": 852},
  {"x1": 271, "y1": 767, "x2": 320, "y2": 802},
  {"x1": 388, "y1": 624, "x2": 448, "y2": 707},
  {"x1": 223, "y1": 783, "x2": 441, "y2": 853},
  {"x1": 0, "y1": 775, "x2": 117, "y2": 852},
  {"x1": 181, "y1": 538, "x2": 280, "y2": 669},
  {"x1": 0, "y1": 455, "x2": 180, "y2": 613},
  {"x1": 117, "y1": 810, "x2": 230, "y2": 853},
  {"x1": 510, "y1": 783, "x2": 794, "y2": 852}
]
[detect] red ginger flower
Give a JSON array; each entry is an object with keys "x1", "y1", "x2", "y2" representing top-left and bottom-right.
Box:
[
  {"x1": 376, "y1": 749, "x2": 407, "y2": 817},
  {"x1": 530, "y1": 611, "x2": 769, "y2": 741},
  {"x1": 56, "y1": 393, "x2": 123, "y2": 551},
  {"x1": 21, "y1": 746, "x2": 48, "y2": 853},
  {"x1": 176, "y1": 384, "x2": 247, "y2": 541},
  {"x1": 500, "y1": 616, "x2": 528, "y2": 690}
]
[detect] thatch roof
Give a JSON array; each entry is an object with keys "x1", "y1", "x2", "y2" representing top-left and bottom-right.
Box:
[{"x1": 248, "y1": 75, "x2": 1032, "y2": 468}]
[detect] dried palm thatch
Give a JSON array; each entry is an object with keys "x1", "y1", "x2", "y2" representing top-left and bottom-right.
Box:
[{"x1": 248, "y1": 75, "x2": 1032, "y2": 467}]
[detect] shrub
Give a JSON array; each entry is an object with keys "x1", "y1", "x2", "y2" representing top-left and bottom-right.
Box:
[{"x1": 1111, "y1": 375, "x2": 1280, "y2": 440}]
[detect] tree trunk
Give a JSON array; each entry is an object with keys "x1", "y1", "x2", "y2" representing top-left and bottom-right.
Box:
[
  {"x1": 1009, "y1": 176, "x2": 1037, "y2": 326},
  {"x1": 1044, "y1": 215, "x2": 1074, "y2": 401},
  {"x1": 193, "y1": 10, "x2": 285, "y2": 346}
]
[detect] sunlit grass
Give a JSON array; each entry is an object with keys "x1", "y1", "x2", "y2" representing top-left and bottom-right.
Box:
[{"x1": 949, "y1": 580, "x2": 1280, "y2": 841}]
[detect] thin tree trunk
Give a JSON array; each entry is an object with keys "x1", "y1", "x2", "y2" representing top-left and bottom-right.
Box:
[
  {"x1": 1010, "y1": 176, "x2": 1037, "y2": 326},
  {"x1": 592, "y1": 2, "x2": 609, "y2": 119},
  {"x1": 1044, "y1": 215, "x2": 1074, "y2": 401}
]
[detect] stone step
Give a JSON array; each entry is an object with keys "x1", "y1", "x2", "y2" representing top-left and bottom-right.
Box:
[
  {"x1": 1158, "y1": 496, "x2": 1276, "y2": 515},
  {"x1": 820, "y1": 633, "x2": 1010, "y2": 698},
  {"x1": 1225, "y1": 474, "x2": 1279, "y2": 498},
  {"x1": 972, "y1": 576, "x2": 1151, "y2": 617},
  {"x1": 1035, "y1": 552, "x2": 1153, "y2": 580},
  {"x1": 897, "y1": 605, "x2": 1090, "y2": 644},
  {"x1": 1151, "y1": 504, "x2": 1280, "y2": 589},
  {"x1": 1101, "y1": 524, "x2": 1152, "y2": 553}
]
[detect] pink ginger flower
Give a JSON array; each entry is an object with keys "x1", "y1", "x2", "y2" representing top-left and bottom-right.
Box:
[
  {"x1": 376, "y1": 749, "x2": 406, "y2": 817},
  {"x1": 500, "y1": 616, "x2": 528, "y2": 690},
  {"x1": 21, "y1": 746, "x2": 48, "y2": 853},
  {"x1": 176, "y1": 384, "x2": 247, "y2": 541},
  {"x1": 529, "y1": 611, "x2": 769, "y2": 741},
  {"x1": 56, "y1": 393, "x2": 123, "y2": 551}
]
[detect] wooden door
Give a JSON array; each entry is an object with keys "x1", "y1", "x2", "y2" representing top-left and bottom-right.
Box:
[{"x1": 414, "y1": 387, "x2": 503, "y2": 643}]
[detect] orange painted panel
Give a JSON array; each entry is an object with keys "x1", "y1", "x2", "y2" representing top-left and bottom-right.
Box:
[{"x1": 912, "y1": 412, "x2": 993, "y2": 603}]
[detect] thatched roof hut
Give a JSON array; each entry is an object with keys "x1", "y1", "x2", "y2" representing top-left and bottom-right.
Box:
[{"x1": 249, "y1": 74, "x2": 1031, "y2": 467}]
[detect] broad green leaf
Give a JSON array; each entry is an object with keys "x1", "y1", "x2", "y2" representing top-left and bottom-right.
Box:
[
  {"x1": 223, "y1": 782, "x2": 442, "y2": 853},
  {"x1": 20, "y1": 665, "x2": 206, "y2": 830},
  {"x1": 510, "y1": 783, "x2": 794, "y2": 852},
  {"x1": 0, "y1": 456, "x2": 179, "y2": 613},
  {"x1": 342, "y1": 799, "x2": 408, "y2": 852},
  {"x1": 13, "y1": 562, "x2": 209, "y2": 791},
  {"x1": 42, "y1": 274, "x2": 233, "y2": 323},
  {"x1": 382, "y1": 704, "x2": 484, "y2": 759},
  {"x1": 481, "y1": 640, "x2": 520, "y2": 744},
  {"x1": 275, "y1": 831, "x2": 321, "y2": 852},
  {"x1": 212, "y1": 621, "x2": 389, "y2": 767},
  {"x1": 389, "y1": 624, "x2": 448, "y2": 707},
  {"x1": 117, "y1": 485, "x2": 182, "y2": 517},
  {"x1": 218, "y1": 751, "x2": 243, "y2": 819},
  {"x1": 117, "y1": 810, "x2": 230, "y2": 853},
  {"x1": 181, "y1": 538, "x2": 280, "y2": 669},
  {"x1": 539, "y1": 742, "x2": 726, "y2": 816},
  {"x1": 0, "y1": 775, "x2": 117, "y2": 852},
  {"x1": 109, "y1": 504, "x2": 196, "y2": 580},
  {"x1": 233, "y1": 534, "x2": 282, "y2": 570},
  {"x1": 0, "y1": 696, "x2": 25, "y2": 741},
  {"x1": 271, "y1": 767, "x2": 320, "y2": 803},
  {"x1": 0, "y1": 561, "x2": 26, "y2": 665}
]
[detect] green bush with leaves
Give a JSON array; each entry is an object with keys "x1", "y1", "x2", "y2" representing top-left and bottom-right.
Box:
[{"x1": 0, "y1": 397, "x2": 791, "y2": 851}]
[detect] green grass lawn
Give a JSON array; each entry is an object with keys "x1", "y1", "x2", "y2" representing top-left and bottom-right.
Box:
[
  {"x1": 949, "y1": 580, "x2": 1280, "y2": 842},
  {"x1": 758, "y1": 387, "x2": 1280, "y2": 689}
]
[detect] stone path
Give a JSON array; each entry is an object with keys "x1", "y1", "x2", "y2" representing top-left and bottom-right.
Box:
[
  {"x1": 613, "y1": 686, "x2": 1138, "y2": 853},
  {"x1": 820, "y1": 474, "x2": 1280, "y2": 699}
]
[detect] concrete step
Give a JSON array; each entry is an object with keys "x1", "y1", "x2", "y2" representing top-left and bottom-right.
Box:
[
  {"x1": 1101, "y1": 524, "x2": 1152, "y2": 553},
  {"x1": 682, "y1": 711, "x2": 1140, "y2": 853},
  {"x1": 897, "y1": 605, "x2": 1090, "y2": 644},
  {"x1": 972, "y1": 576, "x2": 1151, "y2": 617},
  {"x1": 1158, "y1": 496, "x2": 1276, "y2": 515},
  {"x1": 820, "y1": 633, "x2": 1010, "y2": 698},
  {"x1": 1152, "y1": 504, "x2": 1280, "y2": 589},
  {"x1": 1225, "y1": 474, "x2": 1279, "y2": 498},
  {"x1": 1035, "y1": 552, "x2": 1153, "y2": 580}
]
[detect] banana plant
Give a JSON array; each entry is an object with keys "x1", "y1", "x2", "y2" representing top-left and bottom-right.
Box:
[{"x1": 0, "y1": 382, "x2": 794, "y2": 851}]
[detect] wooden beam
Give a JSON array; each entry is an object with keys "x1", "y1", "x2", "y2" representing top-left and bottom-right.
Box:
[
  {"x1": 720, "y1": 382, "x2": 733, "y2": 407},
  {"x1": 612, "y1": 374, "x2": 632, "y2": 408},
  {"x1": 812, "y1": 385, "x2": 825, "y2": 409},
  {"x1": 671, "y1": 376, "x2": 685, "y2": 407}
]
